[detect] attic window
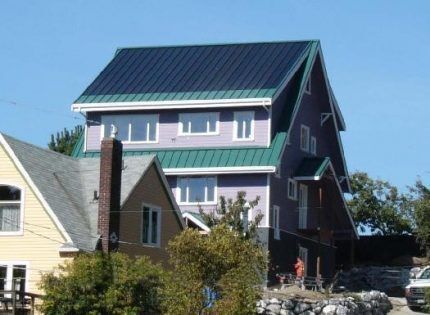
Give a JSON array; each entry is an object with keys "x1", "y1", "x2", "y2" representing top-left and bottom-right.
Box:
[
  {"x1": 305, "y1": 75, "x2": 311, "y2": 95},
  {"x1": 0, "y1": 185, "x2": 22, "y2": 234},
  {"x1": 300, "y1": 125, "x2": 310, "y2": 152}
]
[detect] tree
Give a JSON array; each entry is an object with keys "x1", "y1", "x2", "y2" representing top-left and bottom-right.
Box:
[
  {"x1": 160, "y1": 225, "x2": 267, "y2": 315},
  {"x1": 410, "y1": 180, "x2": 430, "y2": 257},
  {"x1": 348, "y1": 172, "x2": 413, "y2": 235},
  {"x1": 199, "y1": 191, "x2": 263, "y2": 239},
  {"x1": 39, "y1": 252, "x2": 164, "y2": 315},
  {"x1": 48, "y1": 125, "x2": 83, "y2": 156}
]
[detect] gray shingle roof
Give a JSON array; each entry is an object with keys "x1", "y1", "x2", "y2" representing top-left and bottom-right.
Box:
[{"x1": 0, "y1": 133, "x2": 158, "y2": 251}]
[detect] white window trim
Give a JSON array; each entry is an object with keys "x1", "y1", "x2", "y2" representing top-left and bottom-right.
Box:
[
  {"x1": 273, "y1": 205, "x2": 280, "y2": 240},
  {"x1": 300, "y1": 125, "x2": 310, "y2": 152},
  {"x1": 176, "y1": 176, "x2": 218, "y2": 206},
  {"x1": 0, "y1": 184, "x2": 25, "y2": 236},
  {"x1": 287, "y1": 178, "x2": 298, "y2": 200},
  {"x1": 310, "y1": 136, "x2": 317, "y2": 155},
  {"x1": 305, "y1": 74, "x2": 311, "y2": 95},
  {"x1": 100, "y1": 114, "x2": 160, "y2": 144},
  {"x1": 178, "y1": 112, "x2": 220, "y2": 136},
  {"x1": 233, "y1": 111, "x2": 255, "y2": 141},
  {"x1": 141, "y1": 204, "x2": 161, "y2": 248},
  {"x1": 0, "y1": 261, "x2": 29, "y2": 293}
]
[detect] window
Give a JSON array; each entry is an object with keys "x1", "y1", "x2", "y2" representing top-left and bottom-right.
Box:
[
  {"x1": 305, "y1": 75, "x2": 311, "y2": 95},
  {"x1": 141, "y1": 205, "x2": 161, "y2": 246},
  {"x1": 0, "y1": 185, "x2": 22, "y2": 233},
  {"x1": 300, "y1": 125, "x2": 310, "y2": 152},
  {"x1": 0, "y1": 263, "x2": 27, "y2": 293},
  {"x1": 310, "y1": 136, "x2": 317, "y2": 155},
  {"x1": 273, "y1": 205, "x2": 280, "y2": 240},
  {"x1": 101, "y1": 114, "x2": 158, "y2": 143},
  {"x1": 178, "y1": 177, "x2": 216, "y2": 204},
  {"x1": 233, "y1": 111, "x2": 254, "y2": 141},
  {"x1": 288, "y1": 179, "x2": 297, "y2": 200},
  {"x1": 179, "y1": 112, "x2": 219, "y2": 135}
]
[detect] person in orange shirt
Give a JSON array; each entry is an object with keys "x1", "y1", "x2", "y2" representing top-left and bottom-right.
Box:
[{"x1": 294, "y1": 257, "x2": 304, "y2": 277}]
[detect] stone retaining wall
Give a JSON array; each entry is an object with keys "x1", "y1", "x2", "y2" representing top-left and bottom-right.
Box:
[{"x1": 256, "y1": 290, "x2": 392, "y2": 315}]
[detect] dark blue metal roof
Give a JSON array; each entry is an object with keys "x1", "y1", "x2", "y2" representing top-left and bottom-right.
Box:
[{"x1": 75, "y1": 41, "x2": 313, "y2": 103}]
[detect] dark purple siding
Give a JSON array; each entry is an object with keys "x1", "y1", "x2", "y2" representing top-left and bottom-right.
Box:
[{"x1": 85, "y1": 107, "x2": 269, "y2": 150}]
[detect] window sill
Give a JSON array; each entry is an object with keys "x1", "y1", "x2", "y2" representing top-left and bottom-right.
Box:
[
  {"x1": 178, "y1": 202, "x2": 217, "y2": 206},
  {"x1": 178, "y1": 132, "x2": 220, "y2": 137},
  {"x1": 232, "y1": 138, "x2": 255, "y2": 142},
  {"x1": 141, "y1": 243, "x2": 160, "y2": 248},
  {"x1": 122, "y1": 140, "x2": 159, "y2": 144},
  {"x1": 0, "y1": 231, "x2": 24, "y2": 236}
]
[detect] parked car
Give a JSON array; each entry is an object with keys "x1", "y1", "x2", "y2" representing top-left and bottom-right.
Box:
[{"x1": 405, "y1": 266, "x2": 430, "y2": 310}]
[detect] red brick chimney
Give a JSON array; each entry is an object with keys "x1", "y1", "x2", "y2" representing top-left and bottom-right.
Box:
[{"x1": 98, "y1": 130, "x2": 122, "y2": 253}]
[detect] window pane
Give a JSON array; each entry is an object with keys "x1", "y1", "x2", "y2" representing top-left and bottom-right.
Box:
[
  {"x1": 151, "y1": 211, "x2": 158, "y2": 244},
  {"x1": 13, "y1": 265, "x2": 26, "y2": 292},
  {"x1": 142, "y1": 207, "x2": 149, "y2": 243},
  {"x1": 0, "y1": 266, "x2": 6, "y2": 291},
  {"x1": 130, "y1": 116, "x2": 147, "y2": 141},
  {"x1": 0, "y1": 205, "x2": 20, "y2": 232},
  {"x1": 235, "y1": 112, "x2": 253, "y2": 139},
  {"x1": 188, "y1": 178, "x2": 206, "y2": 202},
  {"x1": 0, "y1": 186, "x2": 21, "y2": 201},
  {"x1": 178, "y1": 179, "x2": 187, "y2": 202},
  {"x1": 208, "y1": 114, "x2": 217, "y2": 132},
  {"x1": 148, "y1": 116, "x2": 157, "y2": 141},
  {"x1": 190, "y1": 116, "x2": 207, "y2": 133},
  {"x1": 206, "y1": 177, "x2": 215, "y2": 202}
]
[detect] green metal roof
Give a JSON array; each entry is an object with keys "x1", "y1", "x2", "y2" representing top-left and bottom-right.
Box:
[
  {"x1": 294, "y1": 157, "x2": 331, "y2": 178},
  {"x1": 74, "y1": 41, "x2": 315, "y2": 104},
  {"x1": 72, "y1": 132, "x2": 286, "y2": 168}
]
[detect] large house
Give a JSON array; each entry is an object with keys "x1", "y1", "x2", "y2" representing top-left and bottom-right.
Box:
[
  {"x1": 71, "y1": 40, "x2": 357, "y2": 281},
  {"x1": 0, "y1": 133, "x2": 184, "y2": 293}
]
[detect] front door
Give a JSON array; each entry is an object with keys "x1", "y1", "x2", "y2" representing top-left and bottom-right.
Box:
[
  {"x1": 298, "y1": 184, "x2": 308, "y2": 229},
  {"x1": 299, "y1": 246, "x2": 308, "y2": 276}
]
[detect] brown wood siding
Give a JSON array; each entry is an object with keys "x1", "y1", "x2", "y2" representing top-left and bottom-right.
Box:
[{"x1": 118, "y1": 164, "x2": 182, "y2": 267}]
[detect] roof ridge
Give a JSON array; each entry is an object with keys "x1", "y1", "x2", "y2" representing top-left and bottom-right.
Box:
[
  {"x1": 115, "y1": 39, "x2": 319, "y2": 52},
  {"x1": 1, "y1": 132, "x2": 78, "y2": 161}
]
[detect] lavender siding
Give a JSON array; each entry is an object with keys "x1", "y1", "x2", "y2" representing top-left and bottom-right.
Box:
[
  {"x1": 167, "y1": 174, "x2": 268, "y2": 222},
  {"x1": 85, "y1": 107, "x2": 269, "y2": 151},
  {"x1": 270, "y1": 57, "x2": 348, "y2": 236}
]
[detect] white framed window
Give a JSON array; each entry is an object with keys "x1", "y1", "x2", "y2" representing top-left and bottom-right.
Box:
[
  {"x1": 305, "y1": 74, "x2": 311, "y2": 95},
  {"x1": 177, "y1": 177, "x2": 216, "y2": 205},
  {"x1": 233, "y1": 111, "x2": 254, "y2": 141},
  {"x1": 273, "y1": 205, "x2": 280, "y2": 240},
  {"x1": 101, "y1": 114, "x2": 159, "y2": 143},
  {"x1": 287, "y1": 179, "x2": 298, "y2": 200},
  {"x1": 310, "y1": 136, "x2": 317, "y2": 155},
  {"x1": 0, "y1": 185, "x2": 24, "y2": 235},
  {"x1": 178, "y1": 112, "x2": 219, "y2": 135},
  {"x1": 298, "y1": 184, "x2": 308, "y2": 229},
  {"x1": 141, "y1": 204, "x2": 161, "y2": 247},
  {"x1": 300, "y1": 125, "x2": 310, "y2": 152},
  {"x1": 0, "y1": 262, "x2": 28, "y2": 293}
]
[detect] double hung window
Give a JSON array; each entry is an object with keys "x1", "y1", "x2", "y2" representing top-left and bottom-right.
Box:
[
  {"x1": 102, "y1": 114, "x2": 158, "y2": 143},
  {"x1": 0, "y1": 185, "x2": 22, "y2": 233},
  {"x1": 142, "y1": 205, "x2": 161, "y2": 246},
  {"x1": 178, "y1": 177, "x2": 216, "y2": 204},
  {"x1": 233, "y1": 111, "x2": 254, "y2": 141},
  {"x1": 179, "y1": 113, "x2": 219, "y2": 135}
]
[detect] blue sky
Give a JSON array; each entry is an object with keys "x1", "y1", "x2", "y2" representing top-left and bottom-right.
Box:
[{"x1": 0, "y1": 0, "x2": 429, "y2": 189}]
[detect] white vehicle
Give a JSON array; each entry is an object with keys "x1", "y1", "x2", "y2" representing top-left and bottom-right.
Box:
[{"x1": 405, "y1": 266, "x2": 430, "y2": 310}]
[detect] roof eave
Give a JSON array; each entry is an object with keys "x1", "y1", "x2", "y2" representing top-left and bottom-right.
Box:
[{"x1": 71, "y1": 98, "x2": 272, "y2": 113}]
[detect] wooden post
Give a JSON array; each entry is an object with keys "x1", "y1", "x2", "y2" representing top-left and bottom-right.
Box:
[
  {"x1": 316, "y1": 187, "x2": 322, "y2": 278},
  {"x1": 12, "y1": 290, "x2": 16, "y2": 315},
  {"x1": 31, "y1": 296, "x2": 35, "y2": 315},
  {"x1": 350, "y1": 230, "x2": 355, "y2": 268}
]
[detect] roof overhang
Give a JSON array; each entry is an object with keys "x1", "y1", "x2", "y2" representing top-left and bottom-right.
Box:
[
  {"x1": 71, "y1": 98, "x2": 272, "y2": 113},
  {"x1": 164, "y1": 166, "x2": 276, "y2": 175},
  {"x1": 182, "y1": 212, "x2": 211, "y2": 233}
]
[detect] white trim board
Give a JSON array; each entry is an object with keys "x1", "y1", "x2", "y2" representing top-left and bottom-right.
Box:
[
  {"x1": 182, "y1": 212, "x2": 211, "y2": 233},
  {"x1": 72, "y1": 98, "x2": 272, "y2": 113},
  {"x1": 164, "y1": 166, "x2": 276, "y2": 175}
]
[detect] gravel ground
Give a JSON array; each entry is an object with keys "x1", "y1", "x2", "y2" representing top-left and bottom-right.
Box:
[{"x1": 389, "y1": 297, "x2": 427, "y2": 315}]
